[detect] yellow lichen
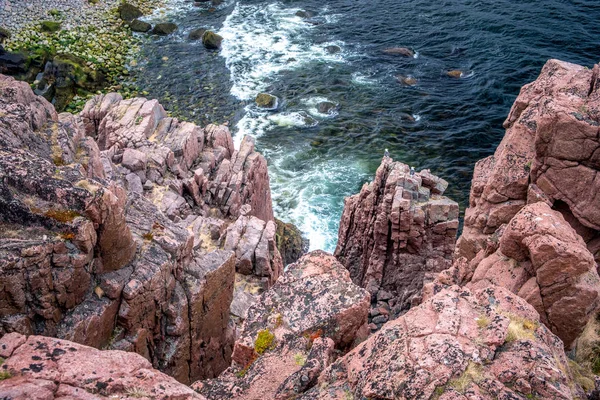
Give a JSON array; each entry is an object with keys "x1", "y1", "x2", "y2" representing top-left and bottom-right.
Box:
[
  {"x1": 294, "y1": 353, "x2": 306, "y2": 366},
  {"x1": 476, "y1": 315, "x2": 490, "y2": 329},
  {"x1": 44, "y1": 209, "x2": 81, "y2": 223},
  {"x1": 254, "y1": 329, "x2": 276, "y2": 355}
]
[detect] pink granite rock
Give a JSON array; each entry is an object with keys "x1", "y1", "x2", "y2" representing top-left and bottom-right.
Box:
[
  {"x1": 428, "y1": 203, "x2": 600, "y2": 350},
  {"x1": 335, "y1": 157, "x2": 459, "y2": 319},
  {"x1": 195, "y1": 251, "x2": 370, "y2": 399},
  {"x1": 0, "y1": 75, "x2": 279, "y2": 384},
  {"x1": 0, "y1": 333, "x2": 206, "y2": 399},
  {"x1": 300, "y1": 285, "x2": 583, "y2": 400},
  {"x1": 457, "y1": 59, "x2": 600, "y2": 262}
]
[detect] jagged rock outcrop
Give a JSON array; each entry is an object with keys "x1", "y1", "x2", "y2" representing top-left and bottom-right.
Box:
[
  {"x1": 300, "y1": 285, "x2": 584, "y2": 400},
  {"x1": 335, "y1": 157, "x2": 459, "y2": 326},
  {"x1": 426, "y1": 202, "x2": 600, "y2": 349},
  {"x1": 194, "y1": 251, "x2": 371, "y2": 399},
  {"x1": 456, "y1": 59, "x2": 600, "y2": 264},
  {"x1": 0, "y1": 332, "x2": 206, "y2": 399},
  {"x1": 0, "y1": 74, "x2": 280, "y2": 384},
  {"x1": 430, "y1": 60, "x2": 600, "y2": 350}
]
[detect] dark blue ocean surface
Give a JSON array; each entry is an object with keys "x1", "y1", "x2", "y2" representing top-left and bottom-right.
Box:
[{"x1": 132, "y1": 0, "x2": 600, "y2": 251}]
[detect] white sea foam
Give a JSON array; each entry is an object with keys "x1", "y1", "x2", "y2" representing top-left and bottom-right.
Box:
[{"x1": 219, "y1": 2, "x2": 344, "y2": 101}]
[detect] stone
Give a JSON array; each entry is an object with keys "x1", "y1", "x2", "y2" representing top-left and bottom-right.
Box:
[
  {"x1": 301, "y1": 285, "x2": 583, "y2": 399},
  {"x1": 121, "y1": 148, "x2": 147, "y2": 171},
  {"x1": 118, "y1": 2, "x2": 143, "y2": 21},
  {"x1": 0, "y1": 75, "x2": 276, "y2": 384},
  {"x1": 0, "y1": 26, "x2": 10, "y2": 43},
  {"x1": 456, "y1": 59, "x2": 600, "y2": 262},
  {"x1": 189, "y1": 28, "x2": 207, "y2": 40},
  {"x1": 317, "y1": 101, "x2": 337, "y2": 114},
  {"x1": 0, "y1": 333, "x2": 206, "y2": 399},
  {"x1": 202, "y1": 30, "x2": 223, "y2": 49},
  {"x1": 295, "y1": 10, "x2": 315, "y2": 18},
  {"x1": 325, "y1": 45, "x2": 341, "y2": 54},
  {"x1": 275, "y1": 218, "x2": 309, "y2": 266},
  {"x1": 152, "y1": 22, "x2": 178, "y2": 35},
  {"x1": 335, "y1": 157, "x2": 459, "y2": 315},
  {"x1": 255, "y1": 92, "x2": 278, "y2": 109},
  {"x1": 447, "y1": 69, "x2": 464, "y2": 78},
  {"x1": 382, "y1": 47, "x2": 415, "y2": 57},
  {"x1": 195, "y1": 251, "x2": 370, "y2": 399},
  {"x1": 130, "y1": 19, "x2": 151, "y2": 33},
  {"x1": 396, "y1": 74, "x2": 417, "y2": 86}
]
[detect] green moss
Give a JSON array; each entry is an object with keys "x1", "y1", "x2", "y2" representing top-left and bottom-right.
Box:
[
  {"x1": 0, "y1": 370, "x2": 11, "y2": 380},
  {"x1": 40, "y1": 21, "x2": 62, "y2": 33},
  {"x1": 254, "y1": 329, "x2": 276, "y2": 355}
]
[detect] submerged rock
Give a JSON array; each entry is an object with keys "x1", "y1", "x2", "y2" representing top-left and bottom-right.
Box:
[
  {"x1": 152, "y1": 22, "x2": 178, "y2": 35},
  {"x1": 255, "y1": 92, "x2": 278, "y2": 109},
  {"x1": 202, "y1": 30, "x2": 223, "y2": 49},
  {"x1": 396, "y1": 74, "x2": 417, "y2": 86},
  {"x1": 130, "y1": 19, "x2": 151, "y2": 33},
  {"x1": 317, "y1": 101, "x2": 337, "y2": 114},
  {"x1": 382, "y1": 47, "x2": 414, "y2": 57},
  {"x1": 189, "y1": 27, "x2": 207, "y2": 40},
  {"x1": 325, "y1": 45, "x2": 341, "y2": 54},
  {"x1": 295, "y1": 10, "x2": 316, "y2": 18},
  {"x1": 447, "y1": 69, "x2": 464, "y2": 78}
]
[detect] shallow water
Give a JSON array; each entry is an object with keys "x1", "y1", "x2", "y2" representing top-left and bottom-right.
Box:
[{"x1": 132, "y1": 0, "x2": 600, "y2": 251}]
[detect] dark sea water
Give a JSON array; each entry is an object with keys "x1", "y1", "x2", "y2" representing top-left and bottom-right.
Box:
[{"x1": 132, "y1": 0, "x2": 600, "y2": 251}]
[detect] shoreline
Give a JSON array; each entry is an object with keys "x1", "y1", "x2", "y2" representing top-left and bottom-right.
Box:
[{"x1": 0, "y1": 0, "x2": 164, "y2": 112}]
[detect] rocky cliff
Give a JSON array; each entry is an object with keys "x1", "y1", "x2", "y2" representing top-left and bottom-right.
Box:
[
  {"x1": 0, "y1": 73, "x2": 282, "y2": 384},
  {"x1": 335, "y1": 158, "x2": 459, "y2": 329},
  {"x1": 426, "y1": 60, "x2": 600, "y2": 350},
  {"x1": 1, "y1": 58, "x2": 600, "y2": 400}
]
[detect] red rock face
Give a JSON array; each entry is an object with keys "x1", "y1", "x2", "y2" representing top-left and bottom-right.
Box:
[
  {"x1": 195, "y1": 251, "x2": 371, "y2": 400},
  {"x1": 0, "y1": 333, "x2": 206, "y2": 399},
  {"x1": 335, "y1": 158, "x2": 459, "y2": 324},
  {"x1": 445, "y1": 60, "x2": 600, "y2": 349},
  {"x1": 457, "y1": 60, "x2": 600, "y2": 262},
  {"x1": 0, "y1": 74, "x2": 281, "y2": 384},
  {"x1": 301, "y1": 285, "x2": 582, "y2": 400}
]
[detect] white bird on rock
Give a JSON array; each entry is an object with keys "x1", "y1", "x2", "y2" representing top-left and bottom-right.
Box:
[
  {"x1": 384, "y1": 148, "x2": 390, "y2": 158},
  {"x1": 410, "y1": 166, "x2": 415, "y2": 176}
]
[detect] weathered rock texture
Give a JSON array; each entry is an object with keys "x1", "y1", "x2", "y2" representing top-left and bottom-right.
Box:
[
  {"x1": 0, "y1": 332, "x2": 206, "y2": 399},
  {"x1": 0, "y1": 74, "x2": 280, "y2": 384},
  {"x1": 456, "y1": 59, "x2": 600, "y2": 263},
  {"x1": 301, "y1": 285, "x2": 583, "y2": 400},
  {"x1": 426, "y1": 203, "x2": 600, "y2": 349},
  {"x1": 335, "y1": 157, "x2": 459, "y2": 323},
  {"x1": 438, "y1": 59, "x2": 600, "y2": 349},
  {"x1": 194, "y1": 251, "x2": 371, "y2": 400}
]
